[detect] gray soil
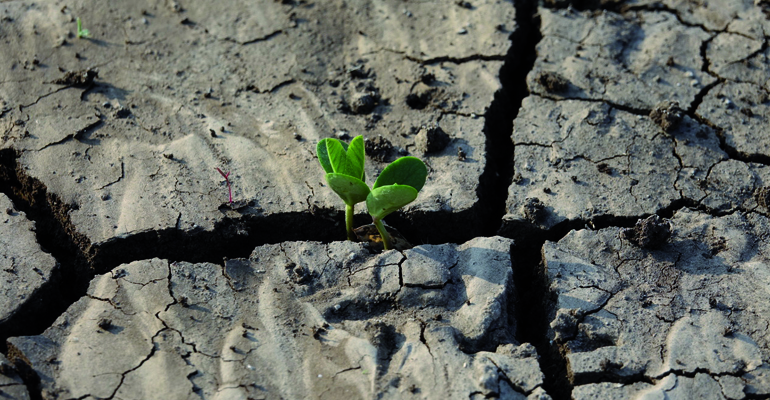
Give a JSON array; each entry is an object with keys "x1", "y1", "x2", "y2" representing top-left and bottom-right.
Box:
[{"x1": 1, "y1": 0, "x2": 769, "y2": 399}]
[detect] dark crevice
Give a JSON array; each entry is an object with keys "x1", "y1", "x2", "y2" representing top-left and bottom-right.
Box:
[
  {"x1": 507, "y1": 221, "x2": 575, "y2": 400},
  {"x1": 410, "y1": 54, "x2": 506, "y2": 65},
  {"x1": 689, "y1": 112, "x2": 770, "y2": 167},
  {"x1": 0, "y1": 149, "x2": 92, "y2": 355},
  {"x1": 494, "y1": 0, "x2": 579, "y2": 398},
  {"x1": 475, "y1": 0, "x2": 540, "y2": 238}
]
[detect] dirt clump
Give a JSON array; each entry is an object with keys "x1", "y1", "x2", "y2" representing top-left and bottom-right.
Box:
[
  {"x1": 365, "y1": 135, "x2": 393, "y2": 162},
  {"x1": 755, "y1": 186, "x2": 770, "y2": 211},
  {"x1": 51, "y1": 68, "x2": 98, "y2": 87},
  {"x1": 649, "y1": 101, "x2": 684, "y2": 133},
  {"x1": 416, "y1": 125, "x2": 451, "y2": 154},
  {"x1": 620, "y1": 215, "x2": 672, "y2": 249},
  {"x1": 535, "y1": 71, "x2": 569, "y2": 93},
  {"x1": 522, "y1": 197, "x2": 547, "y2": 222}
]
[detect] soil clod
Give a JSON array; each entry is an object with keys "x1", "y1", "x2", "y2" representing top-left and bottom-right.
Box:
[
  {"x1": 620, "y1": 215, "x2": 672, "y2": 249},
  {"x1": 649, "y1": 101, "x2": 684, "y2": 133},
  {"x1": 522, "y1": 197, "x2": 547, "y2": 222},
  {"x1": 535, "y1": 71, "x2": 569, "y2": 93},
  {"x1": 755, "y1": 186, "x2": 770, "y2": 211},
  {"x1": 365, "y1": 135, "x2": 393, "y2": 162},
  {"x1": 416, "y1": 125, "x2": 451, "y2": 154},
  {"x1": 51, "y1": 68, "x2": 98, "y2": 88}
]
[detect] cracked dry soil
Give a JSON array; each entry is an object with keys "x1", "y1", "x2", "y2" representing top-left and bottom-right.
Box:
[{"x1": 1, "y1": 0, "x2": 770, "y2": 399}]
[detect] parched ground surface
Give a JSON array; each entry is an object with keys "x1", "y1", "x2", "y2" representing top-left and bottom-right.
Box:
[{"x1": 1, "y1": 0, "x2": 770, "y2": 399}]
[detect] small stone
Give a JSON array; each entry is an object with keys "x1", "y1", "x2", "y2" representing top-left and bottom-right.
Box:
[
  {"x1": 457, "y1": 147, "x2": 466, "y2": 161},
  {"x1": 97, "y1": 318, "x2": 113, "y2": 331}
]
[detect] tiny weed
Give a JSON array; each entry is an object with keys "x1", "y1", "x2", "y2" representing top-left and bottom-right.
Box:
[
  {"x1": 76, "y1": 17, "x2": 90, "y2": 39},
  {"x1": 216, "y1": 168, "x2": 233, "y2": 204}
]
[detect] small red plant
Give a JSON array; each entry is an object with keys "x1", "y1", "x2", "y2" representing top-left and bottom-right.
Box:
[{"x1": 216, "y1": 168, "x2": 233, "y2": 204}]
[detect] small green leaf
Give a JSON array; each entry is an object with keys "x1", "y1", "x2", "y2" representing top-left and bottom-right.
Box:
[
  {"x1": 346, "y1": 135, "x2": 365, "y2": 180},
  {"x1": 325, "y1": 136, "x2": 365, "y2": 178},
  {"x1": 326, "y1": 139, "x2": 349, "y2": 174},
  {"x1": 373, "y1": 156, "x2": 427, "y2": 192},
  {"x1": 366, "y1": 184, "x2": 418, "y2": 220},
  {"x1": 317, "y1": 139, "x2": 334, "y2": 174},
  {"x1": 326, "y1": 173, "x2": 370, "y2": 206},
  {"x1": 318, "y1": 138, "x2": 351, "y2": 174}
]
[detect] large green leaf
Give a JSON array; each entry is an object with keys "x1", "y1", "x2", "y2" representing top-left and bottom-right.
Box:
[
  {"x1": 373, "y1": 156, "x2": 427, "y2": 192},
  {"x1": 326, "y1": 173, "x2": 370, "y2": 206},
  {"x1": 317, "y1": 138, "x2": 351, "y2": 174},
  {"x1": 366, "y1": 184, "x2": 418, "y2": 220}
]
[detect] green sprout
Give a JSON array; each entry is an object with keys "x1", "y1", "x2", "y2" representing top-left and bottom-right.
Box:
[
  {"x1": 317, "y1": 135, "x2": 427, "y2": 250},
  {"x1": 76, "y1": 18, "x2": 90, "y2": 39}
]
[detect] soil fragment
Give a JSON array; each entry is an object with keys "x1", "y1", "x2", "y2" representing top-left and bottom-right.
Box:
[
  {"x1": 416, "y1": 125, "x2": 451, "y2": 154},
  {"x1": 649, "y1": 101, "x2": 684, "y2": 133},
  {"x1": 51, "y1": 68, "x2": 98, "y2": 88},
  {"x1": 620, "y1": 215, "x2": 672, "y2": 249},
  {"x1": 535, "y1": 71, "x2": 569, "y2": 93}
]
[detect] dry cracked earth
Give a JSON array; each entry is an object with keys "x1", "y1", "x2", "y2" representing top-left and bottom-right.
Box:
[{"x1": 1, "y1": 0, "x2": 770, "y2": 399}]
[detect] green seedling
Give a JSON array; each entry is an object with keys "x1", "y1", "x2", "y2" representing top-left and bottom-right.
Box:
[
  {"x1": 366, "y1": 156, "x2": 426, "y2": 250},
  {"x1": 76, "y1": 17, "x2": 90, "y2": 39},
  {"x1": 317, "y1": 135, "x2": 427, "y2": 250},
  {"x1": 317, "y1": 135, "x2": 368, "y2": 241}
]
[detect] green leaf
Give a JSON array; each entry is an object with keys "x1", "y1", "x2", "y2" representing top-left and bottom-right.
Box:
[
  {"x1": 366, "y1": 184, "x2": 418, "y2": 220},
  {"x1": 317, "y1": 139, "x2": 350, "y2": 174},
  {"x1": 317, "y1": 139, "x2": 334, "y2": 174},
  {"x1": 326, "y1": 139, "x2": 348, "y2": 174},
  {"x1": 373, "y1": 156, "x2": 427, "y2": 192},
  {"x1": 346, "y1": 135, "x2": 365, "y2": 180},
  {"x1": 325, "y1": 137, "x2": 366, "y2": 179},
  {"x1": 326, "y1": 173, "x2": 370, "y2": 206}
]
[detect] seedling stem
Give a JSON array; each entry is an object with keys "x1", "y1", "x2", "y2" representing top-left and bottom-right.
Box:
[
  {"x1": 372, "y1": 218, "x2": 393, "y2": 250},
  {"x1": 346, "y1": 204, "x2": 355, "y2": 241}
]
